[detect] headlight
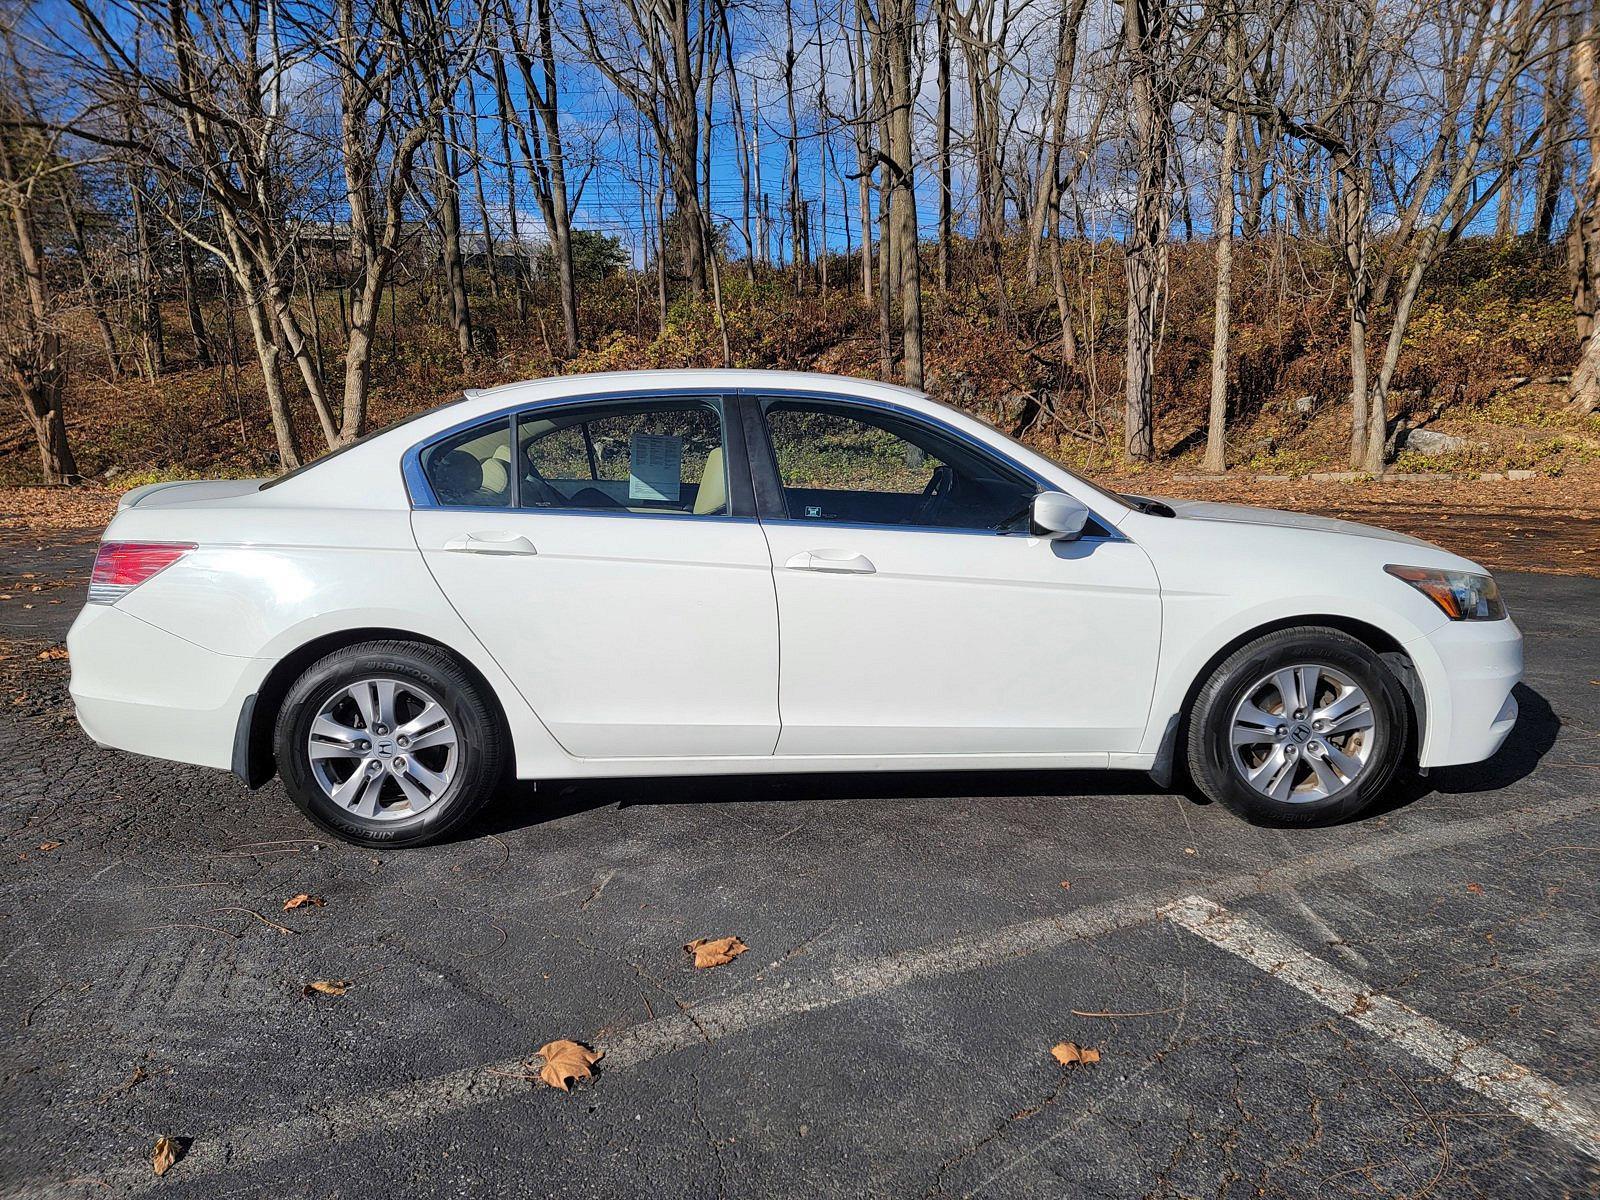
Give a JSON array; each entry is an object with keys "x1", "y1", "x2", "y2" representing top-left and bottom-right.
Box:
[{"x1": 1384, "y1": 565, "x2": 1506, "y2": 620}]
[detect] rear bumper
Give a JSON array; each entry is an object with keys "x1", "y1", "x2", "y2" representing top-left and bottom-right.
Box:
[
  {"x1": 67, "y1": 604, "x2": 260, "y2": 772},
  {"x1": 1407, "y1": 616, "x2": 1523, "y2": 768}
]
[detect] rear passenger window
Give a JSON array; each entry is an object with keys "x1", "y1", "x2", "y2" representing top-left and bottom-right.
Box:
[
  {"x1": 516, "y1": 401, "x2": 727, "y2": 516},
  {"x1": 422, "y1": 420, "x2": 513, "y2": 507}
]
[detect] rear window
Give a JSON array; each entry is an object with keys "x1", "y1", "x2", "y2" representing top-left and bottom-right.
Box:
[{"x1": 258, "y1": 397, "x2": 472, "y2": 490}]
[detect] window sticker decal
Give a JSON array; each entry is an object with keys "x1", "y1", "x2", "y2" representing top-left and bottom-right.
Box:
[{"x1": 628, "y1": 433, "x2": 682, "y2": 502}]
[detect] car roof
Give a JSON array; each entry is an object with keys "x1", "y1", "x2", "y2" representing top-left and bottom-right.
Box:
[{"x1": 459, "y1": 369, "x2": 933, "y2": 416}]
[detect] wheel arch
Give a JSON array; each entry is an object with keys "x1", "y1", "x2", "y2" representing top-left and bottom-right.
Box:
[
  {"x1": 1148, "y1": 614, "x2": 1425, "y2": 788},
  {"x1": 232, "y1": 627, "x2": 512, "y2": 789}
]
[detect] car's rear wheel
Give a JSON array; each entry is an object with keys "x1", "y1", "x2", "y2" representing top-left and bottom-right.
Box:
[
  {"x1": 1185, "y1": 627, "x2": 1410, "y2": 826},
  {"x1": 274, "y1": 640, "x2": 506, "y2": 847}
]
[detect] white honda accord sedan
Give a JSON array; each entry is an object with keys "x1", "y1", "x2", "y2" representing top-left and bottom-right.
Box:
[{"x1": 68, "y1": 370, "x2": 1521, "y2": 846}]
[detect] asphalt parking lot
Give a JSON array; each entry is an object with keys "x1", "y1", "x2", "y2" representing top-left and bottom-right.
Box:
[{"x1": 1, "y1": 542, "x2": 1596, "y2": 1199}]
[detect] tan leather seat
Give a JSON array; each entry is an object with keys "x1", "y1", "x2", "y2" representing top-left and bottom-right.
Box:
[
  {"x1": 478, "y1": 450, "x2": 510, "y2": 498},
  {"x1": 692, "y1": 447, "x2": 726, "y2": 515}
]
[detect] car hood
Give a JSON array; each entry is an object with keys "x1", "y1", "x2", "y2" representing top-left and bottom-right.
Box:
[{"x1": 1151, "y1": 498, "x2": 1441, "y2": 551}]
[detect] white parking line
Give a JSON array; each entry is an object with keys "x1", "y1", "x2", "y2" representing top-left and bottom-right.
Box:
[{"x1": 1163, "y1": 894, "x2": 1600, "y2": 1163}]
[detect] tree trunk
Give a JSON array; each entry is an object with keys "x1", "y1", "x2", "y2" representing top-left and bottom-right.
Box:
[
  {"x1": 1568, "y1": 8, "x2": 1600, "y2": 413},
  {"x1": 936, "y1": 0, "x2": 952, "y2": 292},
  {"x1": 1203, "y1": 19, "x2": 1242, "y2": 475},
  {"x1": 534, "y1": 0, "x2": 580, "y2": 353},
  {"x1": 1533, "y1": 10, "x2": 1571, "y2": 243},
  {"x1": 431, "y1": 115, "x2": 474, "y2": 359},
  {"x1": 177, "y1": 232, "x2": 212, "y2": 367},
  {"x1": 886, "y1": 0, "x2": 922, "y2": 389},
  {"x1": 0, "y1": 120, "x2": 78, "y2": 482},
  {"x1": 852, "y1": 9, "x2": 873, "y2": 300},
  {"x1": 129, "y1": 179, "x2": 166, "y2": 380},
  {"x1": 1122, "y1": 0, "x2": 1171, "y2": 462}
]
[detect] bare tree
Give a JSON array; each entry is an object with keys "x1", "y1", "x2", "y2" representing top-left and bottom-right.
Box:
[
  {"x1": 1204, "y1": 7, "x2": 1243, "y2": 474},
  {"x1": 1121, "y1": 0, "x2": 1176, "y2": 461},
  {"x1": 1570, "y1": 0, "x2": 1600, "y2": 413},
  {"x1": 577, "y1": 0, "x2": 712, "y2": 297},
  {"x1": 499, "y1": 0, "x2": 581, "y2": 353},
  {"x1": 0, "y1": 97, "x2": 77, "y2": 482}
]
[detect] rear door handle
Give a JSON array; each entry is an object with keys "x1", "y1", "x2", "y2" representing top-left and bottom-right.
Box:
[
  {"x1": 785, "y1": 550, "x2": 875, "y2": 574},
  {"x1": 443, "y1": 532, "x2": 538, "y2": 556}
]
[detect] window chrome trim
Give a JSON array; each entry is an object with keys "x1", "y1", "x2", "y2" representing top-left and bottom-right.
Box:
[
  {"x1": 738, "y1": 387, "x2": 1127, "y2": 542},
  {"x1": 404, "y1": 387, "x2": 738, "y2": 512},
  {"x1": 755, "y1": 518, "x2": 1121, "y2": 543},
  {"x1": 401, "y1": 382, "x2": 1126, "y2": 541}
]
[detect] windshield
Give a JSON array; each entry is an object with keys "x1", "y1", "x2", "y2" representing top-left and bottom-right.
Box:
[{"x1": 258, "y1": 396, "x2": 472, "y2": 490}]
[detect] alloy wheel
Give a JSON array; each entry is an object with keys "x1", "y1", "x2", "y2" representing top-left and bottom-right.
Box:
[
  {"x1": 1227, "y1": 663, "x2": 1376, "y2": 803},
  {"x1": 306, "y1": 677, "x2": 460, "y2": 820}
]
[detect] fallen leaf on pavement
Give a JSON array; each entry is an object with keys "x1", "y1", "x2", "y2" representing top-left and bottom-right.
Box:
[
  {"x1": 283, "y1": 894, "x2": 324, "y2": 911},
  {"x1": 1051, "y1": 1042, "x2": 1101, "y2": 1067},
  {"x1": 685, "y1": 935, "x2": 749, "y2": 969},
  {"x1": 1466, "y1": 882, "x2": 1484, "y2": 894},
  {"x1": 1059, "y1": 880, "x2": 1071, "y2": 890},
  {"x1": 302, "y1": 979, "x2": 349, "y2": 998},
  {"x1": 151, "y1": 1136, "x2": 186, "y2": 1176},
  {"x1": 38, "y1": 841, "x2": 60, "y2": 852},
  {"x1": 538, "y1": 1039, "x2": 602, "y2": 1091},
  {"x1": 36, "y1": 646, "x2": 68, "y2": 661}
]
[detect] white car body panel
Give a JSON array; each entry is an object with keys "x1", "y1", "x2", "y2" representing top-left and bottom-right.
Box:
[
  {"x1": 759, "y1": 521, "x2": 1161, "y2": 755},
  {"x1": 412, "y1": 507, "x2": 781, "y2": 758},
  {"x1": 66, "y1": 369, "x2": 1522, "y2": 793}
]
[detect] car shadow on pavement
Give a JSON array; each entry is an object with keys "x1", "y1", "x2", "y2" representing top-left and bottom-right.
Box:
[
  {"x1": 457, "y1": 684, "x2": 1558, "y2": 842},
  {"x1": 460, "y1": 768, "x2": 1155, "y2": 841},
  {"x1": 1367, "y1": 682, "x2": 1559, "y2": 818}
]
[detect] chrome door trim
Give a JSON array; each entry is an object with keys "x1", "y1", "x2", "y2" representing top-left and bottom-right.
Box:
[{"x1": 402, "y1": 383, "x2": 1128, "y2": 541}]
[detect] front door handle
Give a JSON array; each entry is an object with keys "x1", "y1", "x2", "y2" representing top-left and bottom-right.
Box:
[
  {"x1": 443, "y1": 532, "x2": 538, "y2": 556},
  {"x1": 785, "y1": 549, "x2": 875, "y2": 574}
]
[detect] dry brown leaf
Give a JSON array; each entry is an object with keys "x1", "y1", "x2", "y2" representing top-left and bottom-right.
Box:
[
  {"x1": 302, "y1": 979, "x2": 349, "y2": 998},
  {"x1": 537, "y1": 1039, "x2": 602, "y2": 1091},
  {"x1": 1465, "y1": 882, "x2": 1484, "y2": 894},
  {"x1": 685, "y1": 935, "x2": 749, "y2": 969},
  {"x1": 151, "y1": 1136, "x2": 185, "y2": 1176},
  {"x1": 36, "y1": 645, "x2": 68, "y2": 661},
  {"x1": 1058, "y1": 880, "x2": 1071, "y2": 890},
  {"x1": 1050, "y1": 1042, "x2": 1101, "y2": 1067},
  {"x1": 283, "y1": 894, "x2": 324, "y2": 911},
  {"x1": 38, "y1": 841, "x2": 61, "y2": 852}
]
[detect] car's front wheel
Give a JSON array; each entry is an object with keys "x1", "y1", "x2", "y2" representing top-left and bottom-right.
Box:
[
  {"x1": 1185, "y1": 627, "x2": 1410, "y2": 826},
  {"x1": 274, "y1": 640, "x2": 506, "y2": 847}
]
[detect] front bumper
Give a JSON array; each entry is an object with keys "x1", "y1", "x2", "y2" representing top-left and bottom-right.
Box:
[
  {"x1": 67, "y1": 603, "x2": 260, "y2": 772},
  {"x1": 1407, "y1": 615, "x2": 1522, "y2": 768}
]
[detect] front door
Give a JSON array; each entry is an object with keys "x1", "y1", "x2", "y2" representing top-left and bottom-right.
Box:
[
  {"x1": 410, "y1": 396, "x2": 780, "y2": 759},
  {"x1": 750, "y1": 397, "x2": 1162, "y2": 757}
]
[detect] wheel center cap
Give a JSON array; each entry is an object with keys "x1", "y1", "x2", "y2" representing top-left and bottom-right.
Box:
[
  {"x1": 1290, "y1": 723, "x2": 1312, "y2": 744},
  {"x1": 375, "y1": 739, "x2": 395, "y2": 757}
]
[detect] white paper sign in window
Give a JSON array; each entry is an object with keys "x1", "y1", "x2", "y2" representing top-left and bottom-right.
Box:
[{"x1": 628, "y1": 433, "x2": 682, "y2": 502}]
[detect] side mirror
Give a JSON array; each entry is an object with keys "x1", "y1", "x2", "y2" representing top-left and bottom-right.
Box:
[{"x1": 1030, "y1": 491, "x2": 1090, "y2": 542}]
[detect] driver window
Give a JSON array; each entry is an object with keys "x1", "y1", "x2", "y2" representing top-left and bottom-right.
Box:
[
  {"x1": 516, "y1": 400, "x2": 727, "y2": 516},
  {"x1": 763, "y1": 402, "x2": 1035, "y2": 531}
]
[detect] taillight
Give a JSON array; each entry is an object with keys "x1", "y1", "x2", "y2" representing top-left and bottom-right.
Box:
[{"x1": 88, "y1": 541, "x2": 196, "y2": 604}]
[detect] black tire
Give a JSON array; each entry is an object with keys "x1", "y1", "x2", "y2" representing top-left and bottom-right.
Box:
[
  {"x1": 1184, "y1": 626, "x2": 1410, "y2": 826},
  {"x1": 273, "y1": 639, "x2": 507, "y2": 848}
]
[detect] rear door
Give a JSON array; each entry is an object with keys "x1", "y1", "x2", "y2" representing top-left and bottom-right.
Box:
[
  {"x1": 410, "y1": 395, "x2": 780, "y2": 759},
  {"x1": 747, "y1": 395, "x2": 1162, "y2": 757}
]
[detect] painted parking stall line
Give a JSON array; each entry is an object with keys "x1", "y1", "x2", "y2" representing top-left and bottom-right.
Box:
[{"x1": 1163, "y1": 894, "x2": 1600, "y2": 1163}]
